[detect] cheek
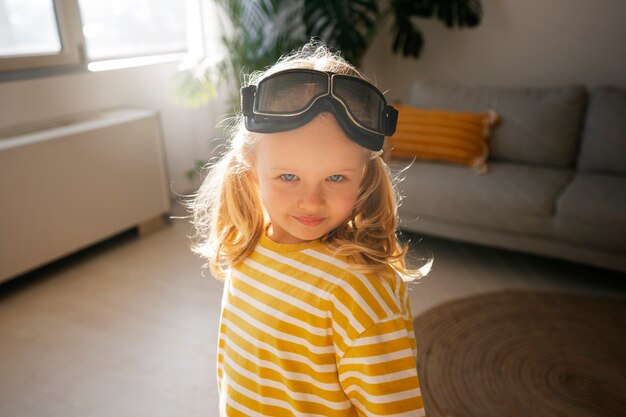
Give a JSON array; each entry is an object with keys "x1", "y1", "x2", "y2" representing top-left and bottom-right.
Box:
[
  {"x1": 333, "y1": 187, "x2": 360, "y2": 217},
  {"x1": 257, "y1": 180, "x2": 287, "y2": 210}
]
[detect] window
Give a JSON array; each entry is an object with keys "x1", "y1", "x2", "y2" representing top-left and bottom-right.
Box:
[
  {"x1": 79, "y1": 0, "x2": 188, "y2": 62},
  {"x1": 0, "y1": 0, "x2": 61, "y2": 56},
  {"x1": 0, "y1": 0, "x2": 83, "y2": 72},
  {"x1": 0, "y1": 0, "x2": 194, "y2": 75}
]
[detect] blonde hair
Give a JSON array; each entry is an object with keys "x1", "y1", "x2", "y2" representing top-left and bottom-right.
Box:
[{"x1": 189, "y1": 40, "x2": 430, "y2": 281}]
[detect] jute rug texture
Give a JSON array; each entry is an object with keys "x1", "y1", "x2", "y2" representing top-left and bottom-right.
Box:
[{"x1": 413, "y1": 290, "x2": 626, "y2": 417}]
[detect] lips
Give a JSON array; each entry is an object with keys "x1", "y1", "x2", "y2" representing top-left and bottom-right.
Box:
[{"x1": 293, "y1": 216, "x2": 325, "y2": 227}]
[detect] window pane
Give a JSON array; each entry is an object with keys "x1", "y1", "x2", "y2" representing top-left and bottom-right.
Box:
[
  {"x1": 0, "y1": 0, "x2": 61, "y2": 57},
  {"x1": 78, "y1": 0, "x2": 188, "y2": 61}
]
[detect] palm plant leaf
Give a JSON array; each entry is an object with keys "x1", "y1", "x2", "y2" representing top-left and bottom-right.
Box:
[
  {"x1": 302, "y1": 0, "x2": 379, "y2": 65},
  {"x1": 391, "y1": 0, "x2": 482, "y2": 58}
]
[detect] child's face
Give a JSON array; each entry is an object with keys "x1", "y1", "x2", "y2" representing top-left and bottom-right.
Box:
[{"x1": 251, "y1": 114, "x2": 368, "y2": 244}]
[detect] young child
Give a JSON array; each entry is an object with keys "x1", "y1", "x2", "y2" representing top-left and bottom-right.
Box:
[{"x1": 191, "y1": 41, "x2": 429, "y2": 416}]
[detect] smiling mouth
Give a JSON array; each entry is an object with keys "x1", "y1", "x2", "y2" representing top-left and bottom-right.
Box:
[{"x1": 293, "y1": 216, "x2": 325, "y2": 227}]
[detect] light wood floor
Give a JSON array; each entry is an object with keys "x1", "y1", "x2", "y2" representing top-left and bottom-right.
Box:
[{"x1": 1, "y1": 208, "x2": 624, "y2": 417}]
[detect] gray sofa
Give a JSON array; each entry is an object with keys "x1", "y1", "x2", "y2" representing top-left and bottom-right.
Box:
[{"x1": 391, "y1": 81, "x2": 626, "y2": 273}]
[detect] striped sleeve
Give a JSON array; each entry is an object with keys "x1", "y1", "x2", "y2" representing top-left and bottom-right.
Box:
[
  {"x1": 326, "y1": 267, "x2": 425, "y2": 417},
  {"x1": 337, "y1": 316, "x2": 426, "y2": 416}
]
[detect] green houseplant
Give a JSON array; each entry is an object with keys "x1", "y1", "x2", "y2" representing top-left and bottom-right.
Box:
[{"x1": 176, "y1": 0, "x2": 482, "y2": 107}]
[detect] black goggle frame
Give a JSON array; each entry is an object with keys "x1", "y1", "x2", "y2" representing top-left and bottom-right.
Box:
[{"x1": 241, "y1": 69, "x2": 398, "y2": 151}]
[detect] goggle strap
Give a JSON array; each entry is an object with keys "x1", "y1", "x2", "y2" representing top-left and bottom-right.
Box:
[
  {"x1": 384, "y1": 106, "x2": 399, "y2": 136},
  {"x1": 241, "y1": 85, "x2": 256, "y2": 116}
]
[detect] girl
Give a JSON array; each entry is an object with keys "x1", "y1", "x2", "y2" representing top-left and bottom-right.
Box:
[{"x1": 191, "y1": 41, "x2": 429, "y2": 416}]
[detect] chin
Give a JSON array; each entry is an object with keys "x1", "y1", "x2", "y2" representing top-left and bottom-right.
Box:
[
  {"x1": 287, "y1": 227, "x2": 328, "y2": 243},
  {"x1": 293, "y1": 231, "x2": 324, "y2": 242}
]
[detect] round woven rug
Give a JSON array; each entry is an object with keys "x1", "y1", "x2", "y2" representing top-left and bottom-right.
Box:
[{"x1": 413, "y1": 290, "x2": 626, "y2": 417}]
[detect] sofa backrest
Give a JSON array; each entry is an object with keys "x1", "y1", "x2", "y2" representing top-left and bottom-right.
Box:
[
  {"x1": 408, "y1": 81, "x2": 587, "y2": 167},
  {"x1": 578, "y1": 86, "x2": 626, "y2": 175}
]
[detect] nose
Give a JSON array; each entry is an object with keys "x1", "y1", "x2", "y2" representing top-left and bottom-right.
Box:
[{"x1": 297, "y1": 183, "x2": 325, "y2": 211}]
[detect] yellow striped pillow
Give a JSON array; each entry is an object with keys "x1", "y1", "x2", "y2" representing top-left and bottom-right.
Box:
[{"x1": 389, "y1": 104, "x2": 499, "y2": 173}]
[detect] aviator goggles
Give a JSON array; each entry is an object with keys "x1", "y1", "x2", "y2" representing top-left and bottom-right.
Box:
[{"x1": 241, "y1": 69, "x2": 398, "y2": 151}]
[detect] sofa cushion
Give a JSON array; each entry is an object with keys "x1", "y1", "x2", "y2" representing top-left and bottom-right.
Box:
[
  {"x1": 556, "y1": 173, "x2": 626, "y2": 252},
  {"x1": 408, "y1": 81, "x2": 586, "y2": 167},
  {"x1": 578, "y1": 86, "x2": 626, "y2": 175},
  {"x1": 392, "y1": 160, "x2": 573, "y2": 236},
  {"x1": 389, "y1": 104, "x2": 498, "y2": 173}
]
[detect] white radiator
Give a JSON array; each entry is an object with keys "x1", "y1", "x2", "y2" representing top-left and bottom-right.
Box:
[{"x1": 0, "y1": 108, "x2": 171, "y2": 282}]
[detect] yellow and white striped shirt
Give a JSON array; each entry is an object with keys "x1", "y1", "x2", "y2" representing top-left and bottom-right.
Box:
[{"x1": 217, "y1": 234, "x2": 425, "y2": 416}]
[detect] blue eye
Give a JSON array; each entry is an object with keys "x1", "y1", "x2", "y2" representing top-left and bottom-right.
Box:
[
  {"x1": 328, "y1": 175, "x2": 344, "y2": 182},
  {"x1": 280, "y1": 174, "x2": 298, "y2": 182}
]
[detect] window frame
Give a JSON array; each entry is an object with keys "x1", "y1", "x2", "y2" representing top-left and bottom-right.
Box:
[
  {"x1": 0, "y1": 0, "x2": 85, "y2": 73},
  {"x1": 0, "y1": 0, "x2": 200, "y2": 77}
]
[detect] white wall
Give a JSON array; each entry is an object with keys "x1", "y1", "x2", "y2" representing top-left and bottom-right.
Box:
[
  {"x1": 362, "y1": 0, "x2": 626, "y2": 102},
  {"x1": 0, "y1": 61, "x2": 227, "y2": 197}
]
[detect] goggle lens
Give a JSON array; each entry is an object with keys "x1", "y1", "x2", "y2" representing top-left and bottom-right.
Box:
[
  {"x1": 333, "y1": 76, "x2": 385, "y2": 132},
  {"x1": 256, "y1": 72, "x2": 327, "y2": 113}
]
